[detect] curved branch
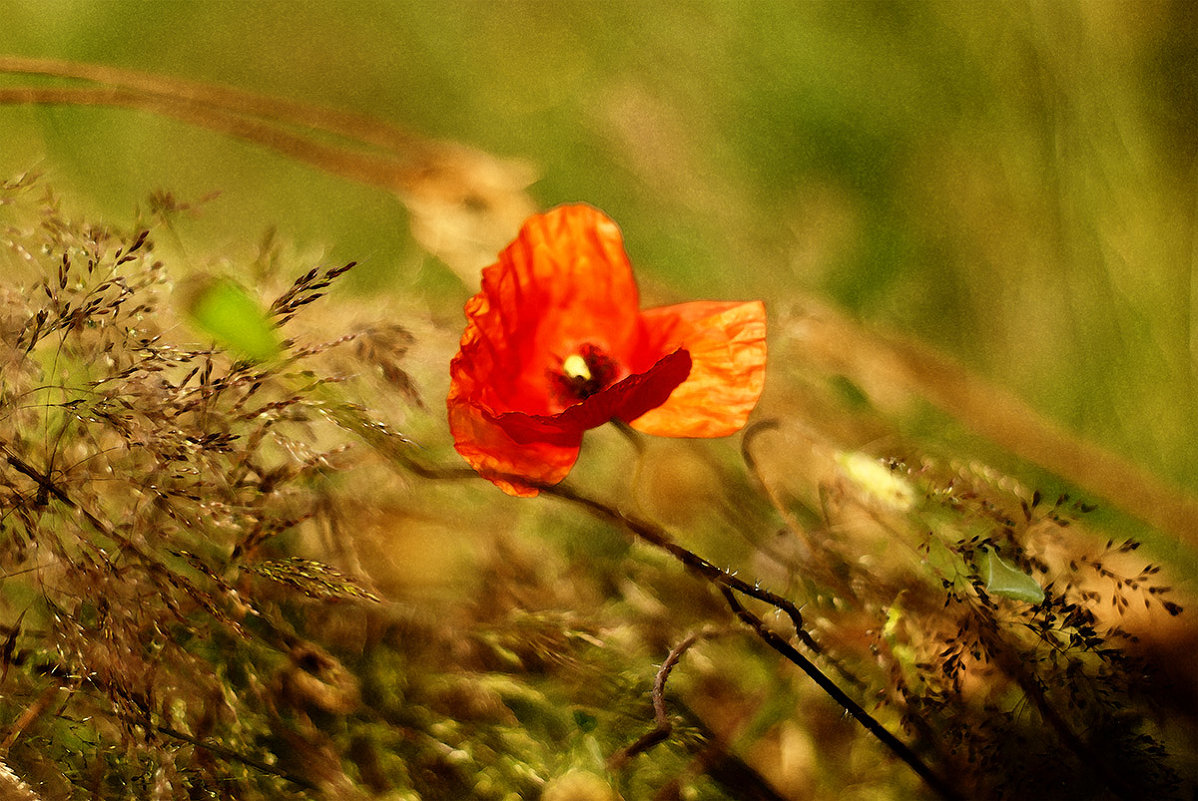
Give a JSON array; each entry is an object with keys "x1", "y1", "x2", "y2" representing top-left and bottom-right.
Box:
[
  {"x1": 719, "y1": 587, "x2": 960, "y2": 801},
  {"x1": 377, "y1": 443, "x2": 959, "y2": 800},
  {"x1": 609, "y1": 627, "x2": 723, "y2": 768},
  {"x1": 0, "y1": 55, "x2": 423, "y2": 155},
  {"x1": 0, "y1": 86, "x2": 418, "y2": 194}
]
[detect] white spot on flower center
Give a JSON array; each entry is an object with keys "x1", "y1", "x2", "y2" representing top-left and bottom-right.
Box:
[{"x1": 562, "y1": 353, "x2": 592, "y2": 382}]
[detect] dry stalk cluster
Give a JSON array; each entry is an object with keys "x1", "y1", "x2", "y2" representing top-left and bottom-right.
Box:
[
  {"x1": 0, "y1": 173, "x2": 377, "y2": 798},
  {"x1": 743, "y1": 433, "x2": 1193, "y2": 800}
]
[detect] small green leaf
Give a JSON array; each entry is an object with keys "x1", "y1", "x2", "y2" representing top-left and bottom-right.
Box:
[
  {"x1": 184, "y1": 277, "x2": 280, "y2": 362},
  {"x1": 984, "y1": 551, "x2": 1045, "y2": 604},
  {"x1": 572, "y1": 709, "x2": 598, "y2": 732}
]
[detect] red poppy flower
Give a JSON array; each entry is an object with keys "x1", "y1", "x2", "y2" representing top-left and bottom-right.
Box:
[{"x1": 448, "y1": 204, "x2": 767, "y2": 496}]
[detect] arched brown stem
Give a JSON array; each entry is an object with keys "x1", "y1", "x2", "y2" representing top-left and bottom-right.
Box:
[
  {"x1": 371, "y1": 441, "x2": 960, "y2": 801},
  {"x1": 0, "y1": 86, "x2": 418, "y2": 194},
  {"x1": 608, "y1": 627, "x2": 723, "y2": 769},
  {"x1": 0, "y1": 55, "x2": 424, "y2": 155},
  {"x1": 718, "y1": 587, "x2": 961, "y2": 801}
]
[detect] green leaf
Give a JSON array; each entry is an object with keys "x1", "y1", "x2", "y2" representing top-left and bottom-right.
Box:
[
  {"x1": 572, "y1": 709, "x2": 598, "y2": 733},
  {"x1": 184, "y1": 277, "x2": 280, "y2": 362},
  {"x1": 984, "y1": 551, "x2": 1045, "y2": 604}
]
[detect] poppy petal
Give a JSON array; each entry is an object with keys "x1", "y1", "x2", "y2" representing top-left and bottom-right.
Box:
[
  {"x1": 465, "y1": 204, "x2": 646, "y2": 415},
  {"x1": 489, "y1": 348, "x2": 692, "y2": 446},
  {"x1": 630, "y1": 300, "x2": 767, "y2": 437},
  {"x1": 447, "y1": 399, "x2": 582, "y2": 497}
]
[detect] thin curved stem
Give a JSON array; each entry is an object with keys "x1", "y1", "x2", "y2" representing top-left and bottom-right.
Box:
[
  {"x1": 541, "y1": 482, "x2": 848, "y2": 670},
  {"x1": 155, "y1": 722, "x2": 319, "y2": 792},
  {"x1": 608, "y1": 627, "x2": 723, "y2": 769},
  {"x1": 375, "y1": 443, "x2": 959, "y2": 800},
  {"x1": 0, "y1": 86, "x2": 417, "y2": 194},
  {"x1": 0, "y1": 55, "x2": 424, "y2": 155},
  {"x1": 718, "y1": 587, "x2": 961, "y2": 801}
]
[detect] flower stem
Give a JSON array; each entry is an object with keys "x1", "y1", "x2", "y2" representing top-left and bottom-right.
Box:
[
  {"x1": 377, "y1": 443, "x2": 961, "y2": 800},
  {"x1": 542, "y1": 483, "x2": 960, "y2": 801},
  {"x1": 608, "y1": 627, "x2": 723, "y2": 769},
  {"x1": 717, "y1": 587, "x2": 960, "y2": 800}
]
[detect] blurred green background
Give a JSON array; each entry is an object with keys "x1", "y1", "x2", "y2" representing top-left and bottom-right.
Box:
[{"x1": 1, "y1": 0, "x2": 1196, "y2": 507}]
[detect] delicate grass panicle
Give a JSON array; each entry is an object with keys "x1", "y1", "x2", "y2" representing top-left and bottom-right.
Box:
[{"x1": 0, "y1": 173, "x2": 378, "y2": 797}]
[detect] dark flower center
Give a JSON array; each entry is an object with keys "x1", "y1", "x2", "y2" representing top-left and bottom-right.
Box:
[{"x1": 549, "y1": 343, "x2": 617, "y2": 403}]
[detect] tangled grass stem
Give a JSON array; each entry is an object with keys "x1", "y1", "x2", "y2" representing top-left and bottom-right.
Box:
[
  {"x1": 387, "y1": 449, "x2": 960, "y2": 800},
  {"x1": 556, "y1": 484, "x2": 961, "y2": 800},
  {"x1": 154, "y1": 723, "x2": 320, "y2": 793},
  {"x1": 717, "y1": 587, "x2": 961, "y2": 801},
  {"x1": 608, "y1": 627, "x2": 724, "y2": 769}
]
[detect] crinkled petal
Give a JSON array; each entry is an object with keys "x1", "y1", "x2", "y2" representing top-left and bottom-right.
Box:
[
  {"x1": 448, "y1": 398, "x2": 582, "y2": 497},
  {"x1": 462, "y1": 203, "x2": 646, "y2": 415},
  {"x1": 447, "y1": 204, "x2": 661, "y2": 494},
  {"x1": 490, "y1": 349, "x2": 692, "y2": 446},
  {"x1": 630, "y1": 300, "x2": 767, "y2": 437}
]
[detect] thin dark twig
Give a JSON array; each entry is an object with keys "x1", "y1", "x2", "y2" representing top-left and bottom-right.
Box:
[
  {"x1": 378, "y1": 446, "x2": 958, "y2": 800},
  {"x1": 590, "y1": 479, "x2": 957, "y2": 799},
  {"x1": 3, "y1": 447, "x2": 151, "y2": 562},
  {"x1": 609, "y1": 627, "x2": 723, "y2": 768},
  {"x1": 155, "y1": 723, "x2": 319, "y2": 792},
  {"x1": 543, "y1": 483, "x2": 829, "y2": 663},
  {"x1": 718, "y1": 587, "x2": 961, "y2": 801}
]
